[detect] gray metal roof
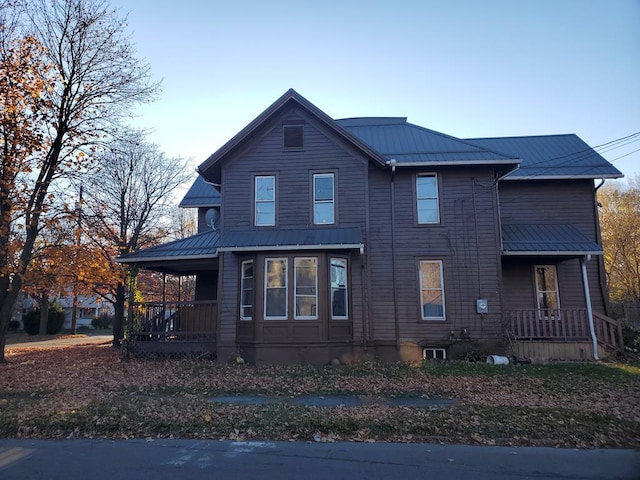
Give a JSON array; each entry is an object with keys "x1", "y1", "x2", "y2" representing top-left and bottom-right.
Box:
[
  {"x1": 117, "y1": 231, "x2": 221, "y2": 263},
  {"x1": 502, "y1": 224, "x2": 603, "y2": 256},
  {"x1": 217, "y1": 227, "x2": 364, "y2": 252},
  {"x1": 337, "y1": 118, "x2": 519, "y2": 166},
  {"x1": 180, "y1": 176, "x2": 221, "y2": 207},
  {"x1": 468, "y1": 135, "x2": 623, "y2": 180}
]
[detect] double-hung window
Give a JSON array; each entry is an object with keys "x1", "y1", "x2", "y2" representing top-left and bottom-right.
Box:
[
  {"x1": 264, "y1": 258, "x2": 287, "y2": 319},
  {"x1": 330, "y1": 258, "x2": 348, "y2": 319},
  {"x1": 313, "y1": 173, "x2": 334, "y2": 224},
  {"x1": 239, "y1": 260, "x2": 254, "y2": 320},
  {"x1": 294, "y1": 258, "x2": 318, "y2": 319},
  {"x1": 255, "y1": 175, "x2": 275, "y2": 226},
  {"x1": 416, "y1": 174, "x2": 439, "y2": 224},
  {"x1": 535, "y1": 265, "x2": 560, "y2": 315},
  {"x1": 419, "y1": 260, "x2": 445, "y2": 320}
]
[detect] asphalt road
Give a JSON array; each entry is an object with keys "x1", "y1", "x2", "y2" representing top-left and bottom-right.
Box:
[{"x1": 0, "y1": 439, "x2": 638, "y2": 480}]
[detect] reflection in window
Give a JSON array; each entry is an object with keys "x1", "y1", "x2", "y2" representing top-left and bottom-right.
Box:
[
  {"x1": 313, "y1": 173, "x2": 334, "y2": 224},
  {"x1": 240, "y1": 260, "x2": 253, "y2": 320},
  {"x1": 331, "y1": 258, "x2": 348, "y2": 319},
  {"x1": 255, "y1": 175, "x2": 275, "y2": 226},
  {"x1": 535, "y1": 265, "x2": 560, "y2": 314},
  {"x1": 294, "y1": 258, "x2": 317, "y2": 319},
  {"x1": 265, "y1": 258, "x2": 287, "y2": 319},
  {"x1": 416, "y1": 174, "x2": 439, "y2": 224},
  {"x1": 419, "y1": 260, "x2": 445, "y2": 320}
]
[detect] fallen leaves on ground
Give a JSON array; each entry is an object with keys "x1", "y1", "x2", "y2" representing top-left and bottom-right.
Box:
[{"x1": 1, "y1": 345, "x2": 639, "y2": 448}]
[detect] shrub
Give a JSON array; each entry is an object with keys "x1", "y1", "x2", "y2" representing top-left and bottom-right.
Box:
[
  {"x1": 92, "y1": 313, "x2": 113, "y2": 329},
  {"x1": 8, "y1": 320, "x2": 20, "y2": 331},
  {"x1": 22, "y1": 302, "x2": 66, "y2": 336},
  {"x1": 22, "y1": 309, "x2": 41, "y2": 336},
  {"x1": 47, "y1": 303, "x2": 65, "y2": 334}
]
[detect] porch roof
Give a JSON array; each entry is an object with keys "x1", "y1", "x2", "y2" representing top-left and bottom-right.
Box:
[
  {"x1": 217, "y1": 227, "x2": 364, "y2": 253},
  {"x1": 116, "y1": 230, "x2": 220, "y2": 263},
  {"x1": 501, "y1": 224, "x2": 603, "y2": 256}
]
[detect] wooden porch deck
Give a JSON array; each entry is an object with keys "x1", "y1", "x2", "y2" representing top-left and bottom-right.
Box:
[{"x1": 124, "y1": 301, "x2": 218, "y2": 358}]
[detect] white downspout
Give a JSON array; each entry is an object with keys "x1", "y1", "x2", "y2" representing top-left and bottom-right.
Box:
[{"x1": 580, "y1": 255, "x2": 599, "y2": 360}]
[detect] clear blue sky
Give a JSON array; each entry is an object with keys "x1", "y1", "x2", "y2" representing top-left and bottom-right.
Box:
[{"x1": 110, "y1": 0, "x2": 640, "y2": 183}]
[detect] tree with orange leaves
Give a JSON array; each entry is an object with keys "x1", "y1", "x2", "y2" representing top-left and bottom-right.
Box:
[{"x1": 0, "y1": 0, "x2": 159, "y2": 362}]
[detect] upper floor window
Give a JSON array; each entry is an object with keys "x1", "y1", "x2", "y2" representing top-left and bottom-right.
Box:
[
  {"x1": 416, "y1": 174, "x2": 440, "y2": 224},
  {"x1": 535, "y1": 265, "x2": 560, "y2": 314},
  {"x1": 419, "y1": 260, "x2": 445, "y2": 320},
  {"x1": 284, "y1": 125, "x2": 304, "y2": 149},
  {"x1": 255, "y1": 175, "x2": 275, "y2": 226},
  {"x1": 313, "y1": 173, "x2": 334, "y2": 224},
  {"x1": 240, "y1": 260, "x2": 254, "y2": 321}
]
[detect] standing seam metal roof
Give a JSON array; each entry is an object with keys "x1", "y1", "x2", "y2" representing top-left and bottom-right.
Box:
[
  {"x1": 468, "y1": 135, "x2": 622, "y2": 179},
  {"x1": 336, "y1": 118, "x2": 518, "y2": 164},
  {"x1": 501, "y1": 224, "x2": 603, "y2": 255}
]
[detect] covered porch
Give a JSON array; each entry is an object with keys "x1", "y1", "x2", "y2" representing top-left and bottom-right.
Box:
[
  {"x1": 116, "y1": 231, "x2": 220, "y2": 358},
  {"x1": 500, "y1": 224, "x2": 623, "y2": 360}
]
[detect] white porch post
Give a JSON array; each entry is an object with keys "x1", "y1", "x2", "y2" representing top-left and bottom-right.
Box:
[{"x1": 580, "y1": 255, "x2": 599, "y2": 360}]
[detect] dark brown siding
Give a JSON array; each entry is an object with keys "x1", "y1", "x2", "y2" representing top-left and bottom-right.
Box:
[
  {"x1": 367, "y1": 166, "x2": 504, "y2": 348},
  {"x1": 217, "y1": 106, "x2": 370, "y2": 354},
  {"x1": 221, "y1": 108, "x2": 368, "y2": 230},
  {"x1": 499, "y1": 180, "x2": 605, "y2": 314}
]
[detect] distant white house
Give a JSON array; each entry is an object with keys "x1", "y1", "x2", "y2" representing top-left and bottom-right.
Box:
[
  {"x1": 12, "y1": 293, "x2": 113, "y2": 330},
  {"x1": 56, "y1": 295, "x2": 114, "y2": 329}
]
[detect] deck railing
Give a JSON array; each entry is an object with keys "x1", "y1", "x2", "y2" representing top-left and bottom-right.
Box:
[
  {"x1": 129, "y1": 301, "x2": 218, "y2": 342},
  {"x1": 505, "y1": 309, "x2": 623, "y2": 351}
]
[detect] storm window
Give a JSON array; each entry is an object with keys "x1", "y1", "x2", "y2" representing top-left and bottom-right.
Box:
[
  {"x1": 313, "y1": 173, "x2": 334, "y2": 224},
  {"x1": 255, "y1": 175, "x2": 276, "y2": 226},
  {"x1": 419, "y1": 260, "x2": 445, "y2": 320},
  {"x1": 416, "y1": 174, "x2": 440, "y2": 224}
]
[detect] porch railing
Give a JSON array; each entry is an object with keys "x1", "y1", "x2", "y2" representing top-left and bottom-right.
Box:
[
  {"x1": 505, "y1": 309, "x2": 622, "y2": 351},
  {"x1": 129, "y1": 301, "x2": 218, "y2": 342}
]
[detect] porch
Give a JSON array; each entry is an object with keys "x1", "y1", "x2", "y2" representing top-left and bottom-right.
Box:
[
  {"x1": 124, "y1": 301, "x2": 218, "y2": 358},
  {"x1": 505, "y1": 308, "x2": 623, "y2": 360}
]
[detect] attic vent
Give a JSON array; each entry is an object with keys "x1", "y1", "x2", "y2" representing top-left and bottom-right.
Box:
[{"x1": 283, "y1": 125, "x2": 303, "y2": 149}]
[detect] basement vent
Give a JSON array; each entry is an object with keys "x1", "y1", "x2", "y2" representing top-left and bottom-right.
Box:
[
  {"x1": 423, "y1": 348, "x2": 446, "y2": 360},
  {"x1": 283, "y1": 124, "x2": 304, "y2": 149}
]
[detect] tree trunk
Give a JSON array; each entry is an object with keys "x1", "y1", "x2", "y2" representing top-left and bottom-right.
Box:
[
  {"x1": 0, "y1": 274, "x2": 23, "y2": 363},
  {"x1": 113, "y1": 282, "x2": 125, "y2": 347},
  {"x1": 38, "y1": 294, "x2": 49, "y2": 335}
]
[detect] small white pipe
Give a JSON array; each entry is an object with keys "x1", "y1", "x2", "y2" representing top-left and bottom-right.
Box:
[{"x1": 581, "y1": 256, "x2": 599, "y2": 360}]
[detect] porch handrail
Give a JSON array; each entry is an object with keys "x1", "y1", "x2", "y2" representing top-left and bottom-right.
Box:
[
  {"x1": 129, "y1": 300, "x2": 218, "y2": 340},
  {"x1": 592, "y1": 312, "x2": 623, "y2": 351},
  {"x1": 505, "y1": 309, "x2": 624, "y2": 351},
  {"x1": 505, "y1": 309, "x2": 591, "y2": 341}
]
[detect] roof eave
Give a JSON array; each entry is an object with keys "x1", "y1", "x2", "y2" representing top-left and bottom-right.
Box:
[
  {"x1": 394, "y1": 159, "x2": 521, "y2": 167},
  {"x1": 505, "y1": 173, "x2": 624, "y2": 180},
  {"x1": 116, "y1": 254, "x2": 219, "y2": 264},
  {"x1": 501, "y1": 250, "x2": 603, "y2": 256},
  {"x1": 178, "y1": 202, "x2": 221, "y2": 208},
  {"x1": 218, "y1": 243, "x2": 365, "y2": 253}
]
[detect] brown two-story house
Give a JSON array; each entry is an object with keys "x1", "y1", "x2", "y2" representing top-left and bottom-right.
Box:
[{"x1": 119, "y1": 89, "x2": 623, "y2": 363}]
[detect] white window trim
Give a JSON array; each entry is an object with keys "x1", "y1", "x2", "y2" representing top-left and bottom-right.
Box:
[
  {"x1": 330, "y1": 258, "x2": 348, "y2": 320},
  {"x1": 416, "y1": 173, "x2": 440, "y2": 224},
  {"x1": 294, "y1": 257, "x2": 318, "y2": 320},
  {"x1": 264, "y1": 257, "x2": 288, "y2": 320},
  {"x1": 419, "y1": 260, "x2": 446, "y2": 321},
  {"x1": 239, "y1": 260, "x2": 253, "y2": 321},
  {"x1": 255, "y1": 175, "x2": 276, "y2": 227},
  {"x1": 313, "y1": 173, "x2": 335, "y2": 225},
  {"x1": 535, "y1": 264, "x2": 560, "y2": 313}
]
